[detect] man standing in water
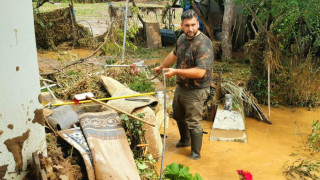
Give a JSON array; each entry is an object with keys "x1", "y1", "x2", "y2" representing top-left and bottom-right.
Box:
[{"x1": 154, "y1": 9, "x2": 213, "y2": 160}]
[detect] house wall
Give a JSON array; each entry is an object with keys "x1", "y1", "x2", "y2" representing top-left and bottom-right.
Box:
[{"x1": 0, "y1": 0, "x2": 46, "y2": 179}]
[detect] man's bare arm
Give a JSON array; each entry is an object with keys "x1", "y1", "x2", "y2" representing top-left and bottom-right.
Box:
[
  {"x1": 153, "y1": 51, "x2": 177, "y2": 73},
  {"x1": 164, "y1": 67, "x2": 206, "y2": 79}
]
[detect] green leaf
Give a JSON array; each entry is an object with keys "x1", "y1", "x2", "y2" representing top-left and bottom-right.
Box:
[
  {"x1": 137, "y1": 161, "x2": 148, "y2": 170},
  {"x1": 193, "y1": 173, "x2": 204, "y2": 180},
  {"x1": 165, "y1": 163, "x2": 180, "y2": 175}
]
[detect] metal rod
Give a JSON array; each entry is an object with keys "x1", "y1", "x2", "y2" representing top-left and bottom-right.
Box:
[
  {"x1": 169, "y1": 7, "x2": 172, "y2": 30},
  {"x1": 160, "y1": 69, "x2": 167, "y2": 180},
  {"x1": 121, "y1": 0, "x2": 130, "y2": 62},
  {"x1": 40, "y1": 84, "x2": 57, "y2": 90},
  {"x1": 268, "y1": 63, "x2": 271, "y2": 120},
  {"x1": 42, "y1": 80, "x2": 57, "y2": 100}
]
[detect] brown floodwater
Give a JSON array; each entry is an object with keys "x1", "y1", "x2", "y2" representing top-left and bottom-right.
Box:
[
  {"x1": 37, "y1": 48, "x2": 95, "y2": 60},
  {"x1": 156, "y1": 106, "x2": 320, "y2": 179}
]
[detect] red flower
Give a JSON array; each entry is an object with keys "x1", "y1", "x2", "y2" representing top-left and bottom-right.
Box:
[{"x1": 237, "y1": 169, "x2": 253, "y2": 180}]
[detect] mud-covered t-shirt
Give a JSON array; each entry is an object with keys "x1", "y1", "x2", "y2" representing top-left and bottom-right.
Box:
[{"x1": 173, "y1": 32, "x2": 213, "y2": 90}]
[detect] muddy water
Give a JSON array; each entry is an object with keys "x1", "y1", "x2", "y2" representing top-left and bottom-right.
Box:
[
  {"x1": 37, "y1": 48, "x2": 95, "y2": 60},
  {"x1": 156, "y1": 106, "x2": 320, "y2": 179}
]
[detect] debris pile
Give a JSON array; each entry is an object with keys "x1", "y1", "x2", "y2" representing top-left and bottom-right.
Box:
[
  {"x1": 34, "y1": 7, "x2": 97, "y2": 49},
  {"x1": 38, "y1": 75, "x2": 162, "y2": 179}
]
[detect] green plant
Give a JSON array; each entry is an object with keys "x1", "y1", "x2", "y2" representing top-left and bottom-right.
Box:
[
  {"x1": 135, "y1": 154, "x2": 157, "y2": 179},
  {"x1": 66, "y1": 70, "x2": 80, "y2": 76},
  {"x1": 105, "y1": 57, "x2": 117, "y2": 65},
  {"x1": 120, "y1": 114, "x2": 158, "y2": 179},
  {"x1": 128, "y1": 74, "x2": 155, "y2": 93},
  {"x1": 121, "y1": 113, "x2": 145, "y2": 147},
  {"x1": 101, "y1": 18, "x2": 139, "y2": 55},
  {"x1": 164, "y1": 163, "x2": 203, "y2": 180},
  {"x1": 236, "y1": 0, "x2": 320, "y2": 55},
  {"x1": 283, "y1": 159, "x2": 320, "y2": 180},
  {"x1": 308, "y1": 119, "x2": 320, "y2": 151}
]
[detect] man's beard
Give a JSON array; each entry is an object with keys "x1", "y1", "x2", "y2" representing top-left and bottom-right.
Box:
[{"x1": 185, "y1": 29, "x2": 198, "y2": 39}]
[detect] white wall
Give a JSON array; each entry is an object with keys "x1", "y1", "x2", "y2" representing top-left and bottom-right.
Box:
[{"x1": 0, "y1": 0, "x2": 46, "y2": 179}]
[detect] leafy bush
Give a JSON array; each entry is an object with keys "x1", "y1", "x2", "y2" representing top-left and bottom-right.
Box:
[
  {"x1": 128, "y1": 74, "x2": 155, "y2": 93},
  {"x1": 237, "y1": 0, "x2": 320, "y2": 55},
  {"x1": 120, "y1": 114, "x2": 158, "y2": 179},
  {"x1": 308, "y1": 119, "x2": 320, "y2": 151}
]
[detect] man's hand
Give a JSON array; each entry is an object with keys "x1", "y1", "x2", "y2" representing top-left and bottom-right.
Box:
[
  {"x1": 164, "y1": 68, "x2": 176, "y2": 78},
  {"x1": 153, "y1": 65, "x2": 163, "y2": 74}
]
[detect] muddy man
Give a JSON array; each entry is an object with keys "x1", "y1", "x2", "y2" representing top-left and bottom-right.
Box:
[{"x1": 154, "y1": 9, "x2": 213, "y2": 160}]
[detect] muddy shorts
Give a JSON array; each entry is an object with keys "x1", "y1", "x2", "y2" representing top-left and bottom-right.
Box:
[{"x1": 172, "y1": 85, "x2": 210, "y2": 132}]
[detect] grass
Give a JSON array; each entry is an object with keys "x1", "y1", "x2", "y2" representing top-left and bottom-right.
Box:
[
  {"x1": 214, "y1": 61, "x2": 251, "y2": 84},
  {"x1": 35, "y1": 2, "x2": 109, "y2": 19},
  {"x1": 128, "y1": 46, "x2": 173, "y2": 59}
]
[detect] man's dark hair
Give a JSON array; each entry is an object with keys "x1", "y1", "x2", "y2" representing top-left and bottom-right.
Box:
[{"x1": 181, "y1": 9, "x2": 198, "y2": 21}]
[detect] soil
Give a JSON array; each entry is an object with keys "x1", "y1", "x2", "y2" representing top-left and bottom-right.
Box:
[
  {"x1": 32, "y1": 109, "x2": 45, "y2": 126},
  {"x1": 7, "y1": 124, "x2": 14, "y2": 129},
  {"x1": 4, "y1": 129, "x2": 30, "y2": 171},
  {"x1": 0, "y1": 164, "x2": 8, "y2": 179}
]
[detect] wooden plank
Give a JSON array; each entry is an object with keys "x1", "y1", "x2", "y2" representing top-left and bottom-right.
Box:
[{"x1": 145, "y1": 22, "x2": 162, "y2": 48}]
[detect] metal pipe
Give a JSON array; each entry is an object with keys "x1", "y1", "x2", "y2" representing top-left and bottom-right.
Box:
[
  {"x1": 169, "y1": 7, "x2": 172, "y2": 30},
  {"x1": 268, "y1": 63, "x2": 270, "y2": 120},
  {"x1": 121, "y1": 0, "x2": 130, "y2": 62},
  {"x1": 160, "y1": 69, "x2": 167, "y2": 180},
  {"x1": 40, "y1": 84, "x2": 57, "y2": 90},
  {"x1": 42, "y1": 80, "x2": 57, "y2": 100}
]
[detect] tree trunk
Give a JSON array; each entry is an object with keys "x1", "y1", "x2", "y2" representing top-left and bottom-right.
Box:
[{"x1": 221, "y1": 0, "x2": 234, "y2": 61}]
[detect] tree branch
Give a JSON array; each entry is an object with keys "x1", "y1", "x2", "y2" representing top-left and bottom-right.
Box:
[
  {"x1": 190, "y1": 1, "x2": 216, "y2": 42},
  {"x1": 130, "y1": 0, "x2": 145, "y2": 27},
  {"x1": 34, "y1": 0, "x2": 54, "y2": 9},
  {"x1": 243, "y1": 2, "x2": 267, "y2": 34}
]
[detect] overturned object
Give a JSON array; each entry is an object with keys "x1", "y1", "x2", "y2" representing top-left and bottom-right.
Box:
[
  {"x1": 47, "y1": 105, "x2": 79, "y2": 130},
  {"x1": 100, "y1": 76, "x2": 163, "y2": 159},
  {"x1": 210, "y1": 106, "x2": 247, "y2": 143}
]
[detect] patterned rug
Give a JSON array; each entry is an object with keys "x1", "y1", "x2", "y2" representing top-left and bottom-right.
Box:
[
  {"x1": 57, "y1": 127, "x2": 95, "y2": 180},
  {"x1": 79, "y1": 110, "x2": 140, "y2": 180}
]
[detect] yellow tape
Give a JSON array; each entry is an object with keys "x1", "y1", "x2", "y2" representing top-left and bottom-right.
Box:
[{"x1": 51, "y1": 92, "x2": 155, "y2": 106}]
